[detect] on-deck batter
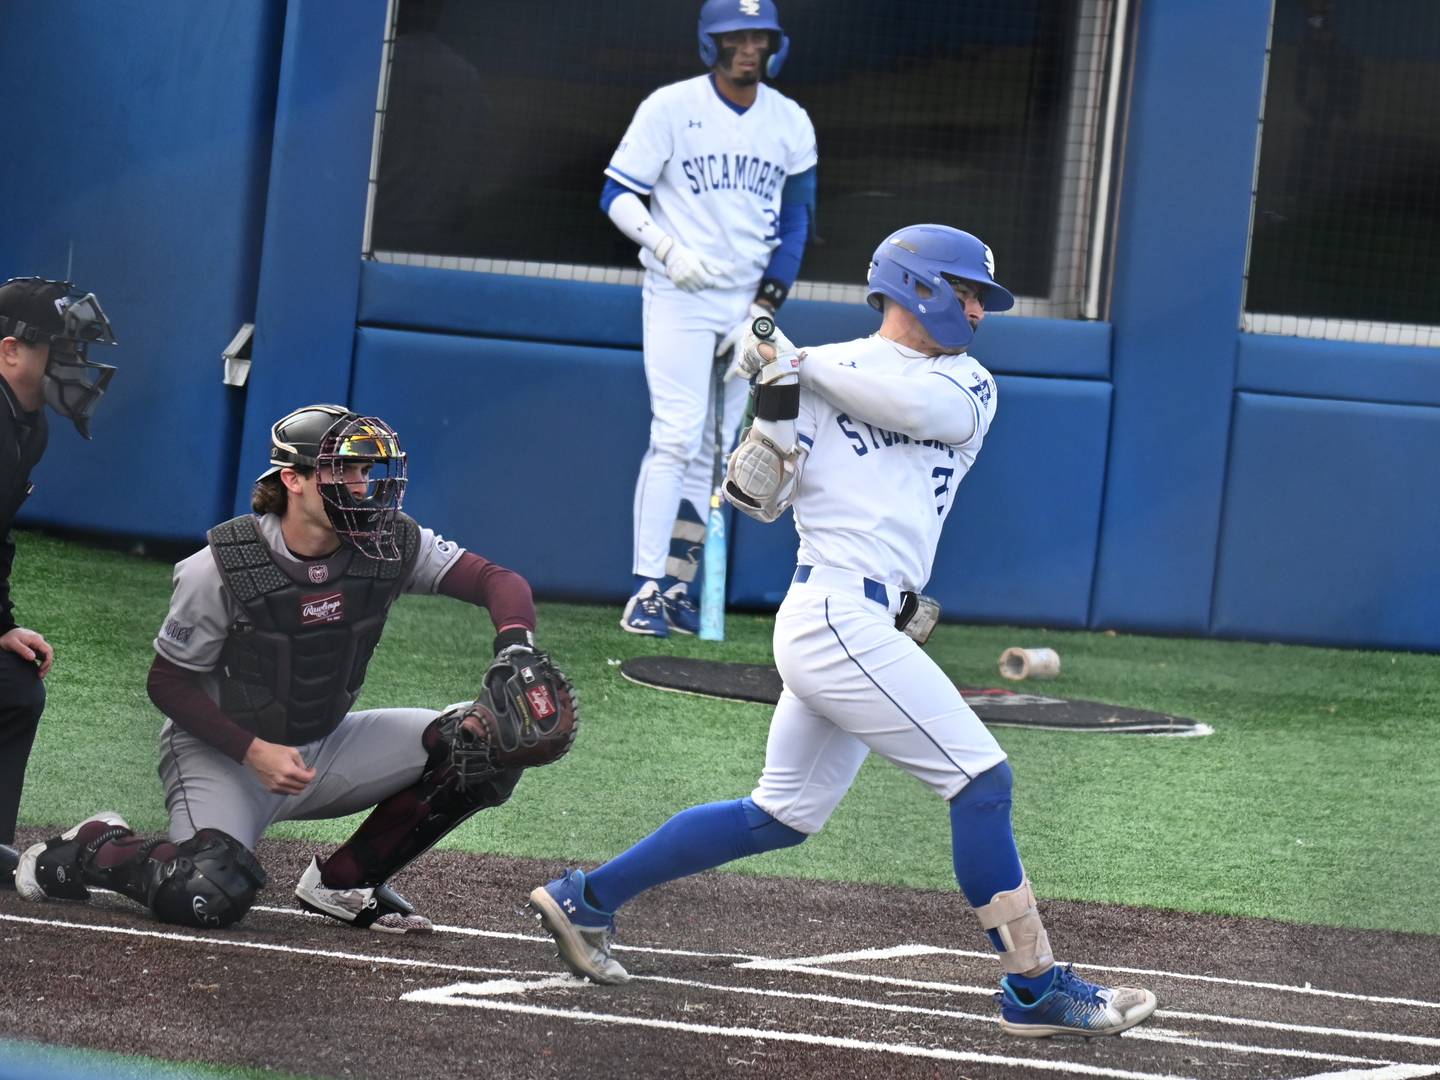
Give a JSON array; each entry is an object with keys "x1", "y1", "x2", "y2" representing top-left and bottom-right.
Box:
[
  {"x1": 531, "y1": 224, "x2": 1159, "y2": 1040},
  {"x1": 603, "y1": 0, "x2": 817, "y2": 636}
]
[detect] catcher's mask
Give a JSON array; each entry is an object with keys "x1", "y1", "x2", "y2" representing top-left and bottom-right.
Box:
[
  {"x1": 260, "y1": 404, "x2": 408, "y2": 560},
  {"x1": 0, "y1": 277, "x2": 119, "y2": 439}
]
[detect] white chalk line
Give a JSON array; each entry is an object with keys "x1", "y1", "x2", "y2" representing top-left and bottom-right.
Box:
[
  {"x1": 9, "y1": 909, "x2": 1438, "y2": 1061},
  {"x1": 250, "y1": 903, "x2": 765, "y2": 960},
  {"x1": 743, "y1": 943, "x2": 1440, "y2": 1010},
  {"x1": 398, "y1": 984, "x2": 1196, "y2": 1080},
  {"x1": 256, "y1": 905, "x2": 1440, "y2": 1013},
  {"x1": 631, "y1": 974, "x2": 1397, "y2": 1067}
]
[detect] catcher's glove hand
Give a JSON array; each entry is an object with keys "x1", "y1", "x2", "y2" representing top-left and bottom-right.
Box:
[{"x1": 441, "y1": 648, "x2": 579, "y2": 789}]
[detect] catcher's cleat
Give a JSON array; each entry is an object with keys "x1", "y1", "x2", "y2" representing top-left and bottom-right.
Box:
[
  {"x1": 529, "y1": 869, "x2": 631, "y2": 985},
  {"x1": 621, "y1": 581, "x2": 669, "y2": 637},
  {"x1": 996, "y1": 964, "x2": 1157, "y2": 1038},
  {"x1": 294, "y1": 858, "x2": 434, "y2": 935},
  {"x1": 0, "y1": 843, "x2": 17, "y2": 890},
  {"x1": 661, "y1": 584, "x2": 700, "y2": 636},
  {"x1": 15, "y1": 811, "x2": 132, "y2": 903}
]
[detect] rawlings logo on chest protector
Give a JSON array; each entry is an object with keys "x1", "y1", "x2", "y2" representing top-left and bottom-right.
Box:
[{"x1": 300, "y1": 592, "x2": 345, "y2": 625}]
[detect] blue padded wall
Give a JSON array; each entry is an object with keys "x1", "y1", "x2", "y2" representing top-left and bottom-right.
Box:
[
  {"x1": 1213, "y1": 393, "x2": 1440, "y2": 650},
  {"x1": 1238, "y1": 334, "x2": 1440, "y2": 408},
  {"x1": 350, "y1": 328, "x2": 651, "y2": 597},
  {"x1": 357, "y1": 262, "x2": 1111, "y2": 378},
  {"x1": 0, "y1": 1, "x2": 285, "y2": 538},
  {"x1": 359, "y1": 263, "x2": 1115, "y2": 621},
  {"x1": 231, "y1": 0, "x2": 391, "y2": 511},
  {"x1": 727, "y1": 376, "x2": 1111, "y2": 628},
  {"x1": 1091, "y1": 0, "x2": 1271, "y2": 633}
]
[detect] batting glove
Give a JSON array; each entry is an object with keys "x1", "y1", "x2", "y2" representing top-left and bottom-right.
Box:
[
  {"x1": 655, "y1": 235, "x2": 727, "y2": 292},
  {"x1": 729, "y1": 318, "x2": 799, "y2": 383}
]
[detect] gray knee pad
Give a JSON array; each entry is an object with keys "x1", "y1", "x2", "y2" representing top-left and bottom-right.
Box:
[{"x1": 148, "y1": 829, "x2": 267, "y2": 929}]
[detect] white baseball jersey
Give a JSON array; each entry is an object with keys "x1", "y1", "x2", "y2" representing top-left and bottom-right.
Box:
[
  {"x1": 790, "y1": 336, "x2": 999, "y2": 593},
  {"x1": 607, "y1": 75, "x2": 817, "y2": 289}
]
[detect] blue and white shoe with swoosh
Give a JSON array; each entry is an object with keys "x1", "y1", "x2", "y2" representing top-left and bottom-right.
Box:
[{"x1": 997, "y1": 964, "x2": 1157, "y2": 1037}]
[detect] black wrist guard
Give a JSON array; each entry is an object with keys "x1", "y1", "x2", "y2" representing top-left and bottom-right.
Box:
[
  {"x1": 757, "y1": 278, "x2": 788, "y2": 310},
  {"x1": 492, "y1": 626, "x2": 535, "y2": 656},
  {"x1": 754, "y1": 381, "x2": 800, "y2": 421}
]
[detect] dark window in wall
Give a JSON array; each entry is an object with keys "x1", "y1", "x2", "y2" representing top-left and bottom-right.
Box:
[
  {"x1": 1248, "y1": 0, "x2": 1440, "y2": 327},
  {"x1": 370, "y1": 0, "x2": 1082, "y2": 300}
]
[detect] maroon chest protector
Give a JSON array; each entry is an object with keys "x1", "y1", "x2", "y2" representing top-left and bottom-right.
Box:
[{"x1": 208, "y1": 513, "x2": 421, "y2": 745}]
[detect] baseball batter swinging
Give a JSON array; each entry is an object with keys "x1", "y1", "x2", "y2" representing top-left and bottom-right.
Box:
[
  {"x1": 607, "y1": 0, "x2": 817, "y2": 635},
  {"x1": 532, "y1": 225, "x2": 1158, "y2": 1038},
  {"x1": 16, "y1": 404, "x2": 578, "y2": 931}
]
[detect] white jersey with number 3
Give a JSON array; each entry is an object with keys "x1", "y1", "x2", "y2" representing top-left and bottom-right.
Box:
[
  {"x1": 791, "y1": 336, "x2": 999, "y2": 593},
  {"x1": 606, "y1": 75, "x2": 817, "y2": 288}
]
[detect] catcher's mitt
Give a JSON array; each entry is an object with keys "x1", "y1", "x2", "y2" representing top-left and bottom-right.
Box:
[{"x1": 441, "y1": 648, "x2": 579, "y2": 788}]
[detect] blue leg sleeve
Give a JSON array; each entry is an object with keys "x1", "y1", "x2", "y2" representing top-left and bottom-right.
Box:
[
  {"x1": 949, "y1": 760, "x2": 1025, "y2": 908},
  {"x1": 586, "y1": 798, "x2": 805, "y2": 913}
]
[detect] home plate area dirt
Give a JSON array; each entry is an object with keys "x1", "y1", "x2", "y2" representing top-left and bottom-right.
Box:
[{"x1": 2, "y1": 836, "x2": 1437, "y2": 1080}]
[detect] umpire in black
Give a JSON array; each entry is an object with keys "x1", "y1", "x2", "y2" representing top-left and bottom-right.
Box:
[{"x1": 0, "y1": 277, "x2": 118, "y2": 883}]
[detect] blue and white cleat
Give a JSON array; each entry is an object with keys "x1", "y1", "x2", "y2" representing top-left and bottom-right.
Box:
[
  {"x1": 662, "y1": 585, "x2": 700, "y2": 635},
  {"x1": 997, "y1": 965, "x2": 1157, "y2": 1038},
  {"x1": 621, "y1": 581, "x2": 669, "y2": 637},
  {"x1": 529, "y1": 869, "x2": 631, "y2": 985}
]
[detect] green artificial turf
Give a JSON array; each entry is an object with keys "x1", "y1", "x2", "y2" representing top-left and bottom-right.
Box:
[{"x1": 10, "y1": 530, "x2": 1439, "y2": 935}]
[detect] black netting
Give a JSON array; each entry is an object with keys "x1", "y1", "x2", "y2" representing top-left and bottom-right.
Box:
[
  {"x1": 370, "y1": 0, "x2": 1100, "y2": 302},
  {"x1": 1248, "y1": 0, "x2": 1440, "y2": 327}
]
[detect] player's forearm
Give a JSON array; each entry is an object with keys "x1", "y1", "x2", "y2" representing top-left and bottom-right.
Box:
[
  {"x1": 436, "y1": 551, "x2": 537, "y2": 634},
  {"x1": 605, "y1": 190, "x2": 673, "y2": 258},
  {"x1": 801, "y1": 363, "x2": 979, "y2": 446},
  {"x1": 147, "y1": 654, "x2": 255, "y2": 763}
]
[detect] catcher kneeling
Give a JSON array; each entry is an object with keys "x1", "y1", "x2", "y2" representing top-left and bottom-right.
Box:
[{"x1": 15, "y1": 404, "x2": 577, "y2": 932}]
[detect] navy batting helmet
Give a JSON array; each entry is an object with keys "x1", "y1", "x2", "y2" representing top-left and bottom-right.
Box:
[
  {"x1": 698, "y1": 0, "x2": 790, "y2": 78},
  {"x1": 865, "y1": 225, "x2": 1015, "y2": 351}
]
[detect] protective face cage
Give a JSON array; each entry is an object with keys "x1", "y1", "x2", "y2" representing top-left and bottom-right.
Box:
[
  {"x1": 314, "y1": 414, "x2": 408, "y2": 561},
  {"x1": 0, "y1": 278, "x2": 119, "y2": 440}
]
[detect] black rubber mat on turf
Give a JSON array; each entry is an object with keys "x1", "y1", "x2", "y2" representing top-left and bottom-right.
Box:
[{"x1": 619, "y1": 656, "x2": 1206, "y2": 735}]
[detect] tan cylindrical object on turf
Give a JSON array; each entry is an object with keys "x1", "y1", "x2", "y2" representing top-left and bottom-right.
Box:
[{"x1": 998, "y1": 647, "x2": 1061, "y2": 680}]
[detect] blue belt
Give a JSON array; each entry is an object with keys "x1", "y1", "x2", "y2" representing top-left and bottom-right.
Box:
[{"x1": 793, "y1": 564, "x2": 889, "y2": 608}]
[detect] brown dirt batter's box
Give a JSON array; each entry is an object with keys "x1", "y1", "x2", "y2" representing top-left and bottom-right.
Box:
[{"x1": 1, "y1": 842, "x2": 1436, "y2": 1080}]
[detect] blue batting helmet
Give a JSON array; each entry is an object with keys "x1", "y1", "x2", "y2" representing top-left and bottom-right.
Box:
[
  {"x1": 698, "y1": 0, "x2": 790, "y2": 78},
  {"x1": 865, "y1": 225, "x2": 1015, "y2": 351}
]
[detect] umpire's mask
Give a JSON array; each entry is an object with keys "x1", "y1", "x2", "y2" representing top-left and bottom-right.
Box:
[
  {"x1": 314, "y1": 413, "x2": 408, "y2": 560},
  {"x1": 0, "y1": 278, "x2": 119, "y2": 439}
]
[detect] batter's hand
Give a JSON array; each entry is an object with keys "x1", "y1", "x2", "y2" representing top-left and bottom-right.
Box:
[
  {"x1": 243, "y1": 738, "x2": 317, "y2": 796},
  {"x1": 657, "y1": 237, "x2": 727, "y2": 292},
  {"x1": 729, "y1": 318, "x2": 799, "y2": 382},
  {"x1": 0, "y1": 626, "x2": 53, "y2": 678}
]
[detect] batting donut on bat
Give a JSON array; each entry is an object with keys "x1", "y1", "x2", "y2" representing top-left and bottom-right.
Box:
[{"x1": 602, "y1": 0, "x2": 817, "y2": 638}]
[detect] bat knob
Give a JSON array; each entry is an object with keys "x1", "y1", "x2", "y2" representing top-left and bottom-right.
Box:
[{"x1": 751, "y1": 315, "x2": 775, "y2": 340}]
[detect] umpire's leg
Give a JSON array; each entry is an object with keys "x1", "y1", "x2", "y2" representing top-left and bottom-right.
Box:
[{"x1": 0, "y1": 648, "x2": 46, "y2": 845}]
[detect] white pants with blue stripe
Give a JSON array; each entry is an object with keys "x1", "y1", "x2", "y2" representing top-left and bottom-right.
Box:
[{"x1": 751, "y1": 571, "x2": 1007, "y2": 835}]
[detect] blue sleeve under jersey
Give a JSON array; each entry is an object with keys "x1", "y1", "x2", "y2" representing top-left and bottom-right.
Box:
[
  {"x1": 600, "y1": 176, "x2": 633, "y2": 213},
  {"x1": 761, "y1": 167, "x2": 817, "y2": 288}
]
